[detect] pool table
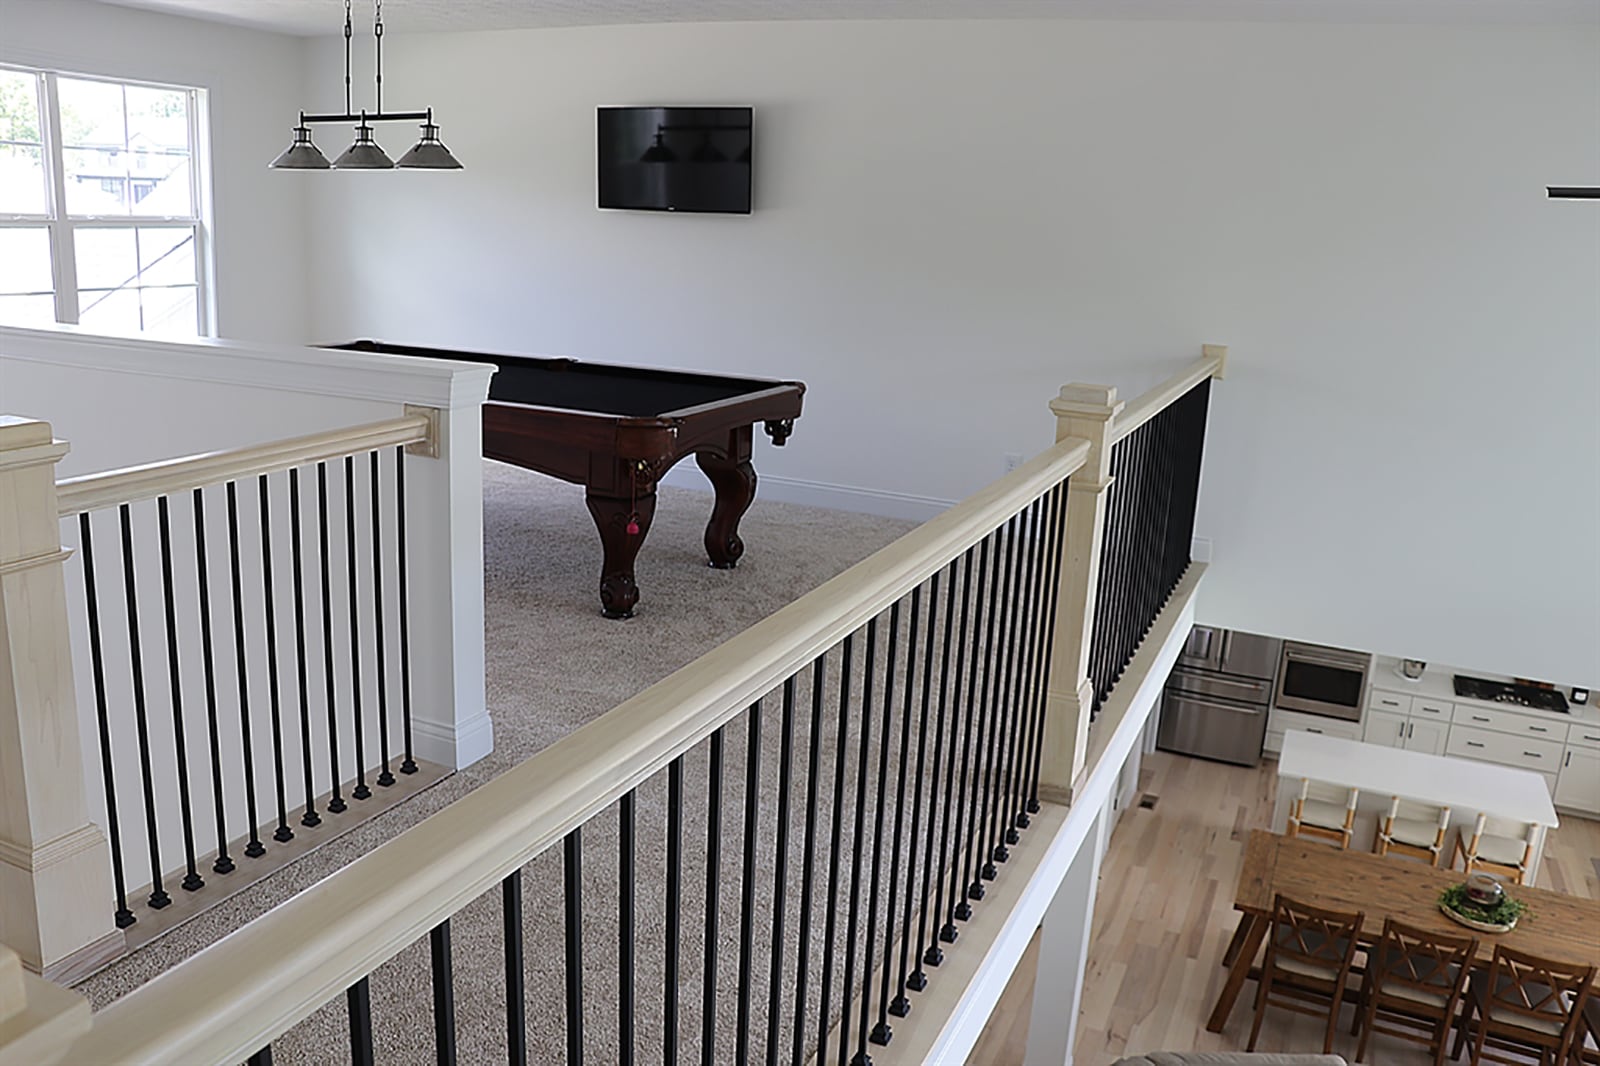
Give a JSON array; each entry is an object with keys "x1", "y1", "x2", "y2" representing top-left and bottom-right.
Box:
[{"x1": 329, "y1": 340, "x2": 805, "y2": 618}]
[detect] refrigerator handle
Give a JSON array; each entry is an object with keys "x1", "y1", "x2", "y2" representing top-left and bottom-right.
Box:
[{"x1": 1218, "y1": 630, "x2": 1233, "y2": 670}]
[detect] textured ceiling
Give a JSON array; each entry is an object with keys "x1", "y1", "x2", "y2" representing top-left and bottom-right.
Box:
[{"x1": 92, "y1": 0, "x2": 1600, "y2": 37}]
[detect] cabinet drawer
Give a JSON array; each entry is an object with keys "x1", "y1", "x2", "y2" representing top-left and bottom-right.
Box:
[
  {"x1": 1445, "y1": 724, "x2": 1563, "y2": 773},
  {"x1": 1270, "y1": 708, "x2": 1362, "y2": 742},
  {"x1": 1567, "y1": 723, "x2": 1600, "y2": 751},
  {"x1": 1449, "y1": 703, "x2": 1563, "y2": 741},
  {"x1": 1412, "y1": 699, "x2": 1452, "y2": 719},
  {"x1": 1367, "y1": 690, "x2": 1413, "y2": 715}
]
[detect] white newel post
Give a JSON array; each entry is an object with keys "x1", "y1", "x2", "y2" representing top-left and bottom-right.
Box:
[
  {"x1": 1038, "y1": 385, "x2": 1122, "y2": 806},
  {"x1": 0, "y1": 417, "x2": 123, "y2": 980},
  {"x1": 403, "y1": 399, "x2": 493, "y2": 770}
]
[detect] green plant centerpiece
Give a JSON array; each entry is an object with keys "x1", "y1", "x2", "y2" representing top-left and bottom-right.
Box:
[{"x1": 1439, "y1": 875, "x2": 1530, "y2": 933}]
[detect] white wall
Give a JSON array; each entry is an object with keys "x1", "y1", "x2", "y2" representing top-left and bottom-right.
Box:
[
  {"x1": 1, "y1": 0, "x2": 309, "y2": 344},
  {"x1": 302, "y1": 17, "x2": 1599, "y2": 686}
]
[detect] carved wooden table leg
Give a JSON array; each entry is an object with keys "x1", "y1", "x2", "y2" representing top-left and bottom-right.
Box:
[
  {"x1": 585, "y1": 489, "x2": 656, "y2": 618},
  {"x1": 695, "y1": 427, "x2": 757, "y2": 569}
]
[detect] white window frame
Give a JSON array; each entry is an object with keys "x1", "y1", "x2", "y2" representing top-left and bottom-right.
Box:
[{"x1": 0, "y1": 63, "x2": 214, "y2": 336}]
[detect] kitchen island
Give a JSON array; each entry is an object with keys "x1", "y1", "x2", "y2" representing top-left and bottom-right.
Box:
[{"x1": 1271, "y1": 730, "x2": 1559, "y2": 881}]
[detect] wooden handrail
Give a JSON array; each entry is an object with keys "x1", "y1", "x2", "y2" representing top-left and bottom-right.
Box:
[
  {"x1": 1109, "y1": 345, "x2": 1227, "y2": 445},
  {"x1": 56, "y1": 413, "x2": 433, "y2": 517},
  {"x1": 65, "y1": 434, "x2": 1091, "y2": 1065}
]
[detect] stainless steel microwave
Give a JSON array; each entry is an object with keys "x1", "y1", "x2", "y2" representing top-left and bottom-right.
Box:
[{"x1": 1274, "y1": 641, "x2": 1371, "y2": 721}]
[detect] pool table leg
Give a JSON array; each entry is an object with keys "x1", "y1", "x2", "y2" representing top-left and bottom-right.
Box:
[
  {"x1": 696, "y1": 434, "x2": 757, "y2": 570},
  {"x1": 585, "y1": 489, "x2": 656, "y2": 619}
]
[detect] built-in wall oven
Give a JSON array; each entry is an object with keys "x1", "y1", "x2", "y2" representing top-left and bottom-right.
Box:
[{"x1": 1273, "y1": 641, "x2": 1371, "y2": 721}]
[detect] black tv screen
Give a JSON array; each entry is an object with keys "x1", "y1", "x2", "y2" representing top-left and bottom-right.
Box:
[{"x1": 598, "y1": 106, "x2": 752, "y2": 214}]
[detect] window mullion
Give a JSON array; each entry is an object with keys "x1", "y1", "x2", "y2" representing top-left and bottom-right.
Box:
[{"x1": 39, "y1": 72, "x2": 79, "y2": 323}]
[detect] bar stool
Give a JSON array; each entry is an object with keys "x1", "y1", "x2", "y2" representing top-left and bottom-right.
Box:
[
  {"x1": 1373, "y1": 796, "x2": 1451, "y2": 866},
  {"x1": 1453, "y1": 813, "x2": 1537, "y2": 885},
  {"x1": 1287, "y1": 778, "x2": 1360, "y2": 849}
]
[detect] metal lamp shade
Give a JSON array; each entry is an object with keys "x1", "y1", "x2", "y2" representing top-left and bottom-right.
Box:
[
  {"x1": 395, "y1": 124, "x2": 462, "y2": 170},
  {"x1": 333, "y1": 124, "x2": 394, "y2": 169},
  {"x1": 269, "y1": 126, "x2": 331, "y2": 169},
  {"x1": 639, "y1": 132, "x2": 676, "y2": 163}
]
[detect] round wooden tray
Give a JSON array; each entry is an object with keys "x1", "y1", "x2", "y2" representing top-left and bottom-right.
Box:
[{"x1": 1439, "y1": 900, "x2": 1518, "y2": 934}]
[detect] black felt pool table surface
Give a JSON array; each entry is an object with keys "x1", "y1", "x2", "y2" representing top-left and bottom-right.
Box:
[{"x1": 330, "y1": 340, "x2": 785, "y2": 418}]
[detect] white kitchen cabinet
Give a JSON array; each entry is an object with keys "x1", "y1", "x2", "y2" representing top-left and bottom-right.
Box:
[
  {"x1": 1554, "y1": 747, "x2": 1600, "y2": 816},
  {"x1": 1404, "y1": 718, "x2": 1449, "y2": 757},
  {"x1": 1364, "y1": 708, "x2": 1408, "y2": 749}
]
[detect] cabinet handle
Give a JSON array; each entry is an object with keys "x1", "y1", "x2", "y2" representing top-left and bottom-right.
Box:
[
  {"x1": 1586, "y1": 734, "x2": 1600, "y2": 742},
  {"x1": 1406, "y1": 722, "x2": 1414, "y2": 739},
  {"x1": 1466, "y1": 741, "x2": 1485, "y2": 748},
  {"x1": 1528, "y1": 726, "x2": 1548, "y2": 733},
  {"x1": 1471, "y1": 715, "x2": 1490, "y2": 722},
  {"x1": 1380, "y1": 699, "x2": 1399, "y2": 707},
  {"x1": 1307, "y1": 728, "x2": 1323, "y2": 734},
  {"x1": 1523, "y1": 752, "x2": 1542, "y2": 759},
  {"x1": 1567, "y1": 751, "x2": 1572, "y2": 767}
]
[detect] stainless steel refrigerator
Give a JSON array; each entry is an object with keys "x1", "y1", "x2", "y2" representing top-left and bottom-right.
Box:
[{"x1": 1156, "y1": 626, "x2": 1282, "y2": 766}]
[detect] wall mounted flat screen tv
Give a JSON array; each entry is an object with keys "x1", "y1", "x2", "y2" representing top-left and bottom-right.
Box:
[{"x1": 598, "y1": 106, "x2": 752, "y2": 214}]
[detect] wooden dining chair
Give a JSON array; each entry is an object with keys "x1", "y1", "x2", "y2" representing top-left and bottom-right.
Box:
[
  {"x1": 1453, "y1": 812, "x2": 1537, "y2": 885},
  {"x1": 1449, "y1": 944, "x2": 1595, "y2": 1065},
  {"x1": 1350, "y1": 917, "x2": 1476, "y2": 1065},
  {"x1": 1571, "y1": 996, "x2": 1600, "y2": 1066},
  {"x1": 1373, "y1": 796, "x2": 1451, "y2": 866},
  {"x1": 1287, "y1": 778, "x2": 1360, "y2": 849},
  {"x1": 1248, "y1": 892, "x2": 1365, "y2": 1055}
]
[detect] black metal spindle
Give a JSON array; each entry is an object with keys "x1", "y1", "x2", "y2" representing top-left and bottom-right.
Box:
[
  {"x1": 666, "y1": 758, "x2": 684, "y2": 1066},
  {"x1": 619, "y1": 790, "x2": 636, "y2": 1066},
  {"x1": 980, "y1": 516, "x2": 1020, "y2": 879},
  {"x1": 765, "y1": 677, "x2": 796, "y2": 1066},
  {"x1": 735, "y1": 701, "x2": 762, "y2": 1066},
  {"x1": 791, "y1": 657, "x2": 826, "y2": 1066},
  {"x1": 702, "y1": 727, "x2": 725, "y2": 1066},
  {"x1": 317, "y1": 463, "x2": 346, "y2": 814},
  {"x1": 948, "y1": 538, "x2": 988, "y2": 924},
  {"x1": 908, "y1": 572, "x2": 945, "y2": 989},
  {"x1": 227, "y1": 483, "x2": 267, "y2": 858},
  {"x1": 840, "y1": 621, "x2": 877, "y2": 1066},
  {"x1": 287, "y1": 470, "x2": 320, "y2": 828},
  {"x1": 120, "y1": 503, "x2": 171, "y2": 908},
  {"x1": 1011, "y1": 496, "x2": 1048, "y2": 833},
  {"x1": 370, "y1": 451, "x2": 394, "y2": 788},
  {"x1": 962, "y1": 531, "x2": 1002, "y2": 904},
  {"x1": 503, "y1": 869, "x2": 526, "y2": 1066},
  {"x1": 257, "y1": 476, "x2": 292, "y2": 844},
  {"x1": 347, "y1": 977, "x2": 374, "y2": 1066},
  {"x1": 155, "y1": 496, "x2": 204, "y2": 891},
  {"x1": 344, "y1": 455, "x2": 370, "y2": 802},
  {"x1": 1027, "y1": 483, "x2": 1070, "y2": 811},
  {"x1": 988, "y1": 511, "x2": 1026, "y2": 866},
  {"x1": 431, "y1": 920, "x2": 457, "y2": 1066},
  {"x1": 190, "y1": 488, "x2": 237, "y2": 870},
  {"x1": 915, "y1": 561, "x2": 955, "y2": 963},
  {"x1": 79, "y1": 514, "x2": 135, "y2": 927},
  {"x1": 931, "y1": 551, "x2": 974, "y2": 951},
  {"x1": 871, "y1": 600, "x2": 905, "y2": 1040},
  {"x1": 564, "y1": 830, "x2": 584, "y2": 1066},
  {"x1": 889, "y1": 586, "x2": 924, "y2": 1010},
  {"x1": 396, "y1": 447, "x2": 417, "y2": 775},
  {"x1": 856, "y1": 607, "x2": 896, "y2": 1062},
  {"x1": 817, "y1": 634, "x2": 855, "y2": 1066}
]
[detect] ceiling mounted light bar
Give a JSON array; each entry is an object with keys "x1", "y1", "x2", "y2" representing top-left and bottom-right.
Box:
[
  {"x1": 270, "y1": 0, "x2": 461, "y2": 171},
  {"x1": 1547, "y1": 186, "x2": 1600, "y2": 199}
]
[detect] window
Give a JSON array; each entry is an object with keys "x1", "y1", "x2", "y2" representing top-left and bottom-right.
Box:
[{"x1": 0, "y1": 65, "x2": 210, "y2": 336}]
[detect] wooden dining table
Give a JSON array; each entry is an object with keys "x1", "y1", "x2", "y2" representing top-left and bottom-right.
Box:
[{"x1": 1206, "y1": 829, "x2": 1600, "y2": 1033}]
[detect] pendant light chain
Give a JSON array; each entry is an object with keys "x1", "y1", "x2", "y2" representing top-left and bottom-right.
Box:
[
  {"x1": 343, "y1": 0, "x2": 353, "y2": 116},
  {"x1": 374, "y1": 0, "x2": 384, "y2": 117}
]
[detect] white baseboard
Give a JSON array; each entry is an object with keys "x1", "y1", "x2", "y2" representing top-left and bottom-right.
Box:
[
  {"x1": 412, "y1": 711, "x2": 495, "y2": 771},
  {"x1": 658, "y1": 467, "x2": 955, "y2": 522}
]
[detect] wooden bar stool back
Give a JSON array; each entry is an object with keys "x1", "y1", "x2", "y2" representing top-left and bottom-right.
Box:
[
  {"x1": 1352, "y1": 917, "x2": 1476, "y2": 1066},
  {"x1": 1454, "y1": 812, "x2": 1537, "y2": 884},
  {"x1": 1247, "y1": 892, "x2": 1365, "y2": 1056},
  {"x1": 1450, "y1": 944, "x2": 1595, "y2": 1065},
  {"x1": 1374, "y1": 796, "x2": 1451, "y2": 865},
  {"x1": 1287, "y1": 778, "x2": 1360, "y2": 849}
]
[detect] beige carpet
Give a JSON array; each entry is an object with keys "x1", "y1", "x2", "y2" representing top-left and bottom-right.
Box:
[{"x1": 78, "y1": 460, "x2": 954, "y2": 1063}]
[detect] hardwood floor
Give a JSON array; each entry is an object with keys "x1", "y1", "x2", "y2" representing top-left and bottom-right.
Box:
[{"x1": 968, "y1": 749, "x2": 1600, "y2": 1064}]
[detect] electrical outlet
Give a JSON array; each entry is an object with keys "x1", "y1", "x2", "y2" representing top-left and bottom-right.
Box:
[{"x1": 1003, "y1": 452, "x2": 1024, "y2": 473}]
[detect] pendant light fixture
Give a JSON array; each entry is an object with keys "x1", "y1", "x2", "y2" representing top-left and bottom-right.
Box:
[{"x1": 271, "y1": 0, "x2": 461, "y2": 171}]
